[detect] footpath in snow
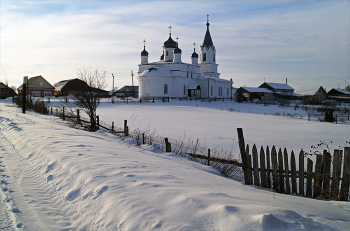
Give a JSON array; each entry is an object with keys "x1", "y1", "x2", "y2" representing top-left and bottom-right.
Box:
[{"x1": 1, "y1": 100, "x2": 350, "y2": 230}]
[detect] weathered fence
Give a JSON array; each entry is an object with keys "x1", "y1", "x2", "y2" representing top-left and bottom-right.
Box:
[{"x1": 237, "y1": 128, "x2": 350, "y2": 201}]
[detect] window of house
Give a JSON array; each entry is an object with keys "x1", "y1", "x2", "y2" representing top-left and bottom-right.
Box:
[
  {"x1": 203, "y1": 53, "x2": 206, "y2": 62},
  {"x1": 164, "y1": 84, "x2": 168, "y2": 94}
]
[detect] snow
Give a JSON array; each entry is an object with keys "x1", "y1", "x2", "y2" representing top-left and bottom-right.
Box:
[
  {"x1": 295, "y1": 87, "x2": 322, "y2": 96},
  {"x1": 1, "y1": 99, "x2": 350, "y2": 230},
  {"x1": 238, "y1": 87, "x2": 273, "y2": 93},
  {"x1": 263, "y1": 82, "x2": 294, "y2": 91}
]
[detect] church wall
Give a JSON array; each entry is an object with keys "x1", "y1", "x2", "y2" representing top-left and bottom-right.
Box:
[{"x1": 138, "y1": 76, "x2": 176, "y2": 98}]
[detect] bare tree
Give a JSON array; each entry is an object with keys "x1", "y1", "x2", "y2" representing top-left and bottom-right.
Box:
[{"x1": 73, "y1": 67, "x2": 106, "y2": 132}]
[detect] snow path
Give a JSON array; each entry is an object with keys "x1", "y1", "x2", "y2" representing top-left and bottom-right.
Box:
[{"x1": 1, "y1": 100, "x2": 350, "y2": 230}]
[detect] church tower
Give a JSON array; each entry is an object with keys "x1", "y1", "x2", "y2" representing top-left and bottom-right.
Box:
[
  {"x1": 199, "y1": 15, "x2": 219, "y2": 78},
  {"x1": 140, "y1": 39, "x2": 148, "y2": 64},
  {"x1": 162, "y1": 26, "x2": 177, "y2": 62}
]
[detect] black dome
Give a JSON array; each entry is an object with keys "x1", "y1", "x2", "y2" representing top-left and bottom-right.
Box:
[
  {"x1": 163, "y1": 36, "x2": 177, "y2": 48},
  {"x1": 141, "y1": 48, "x2": 148, "y2": 56},
  {"x1": 191, "y1": 51, "x2": 198, "y2": 58},
  {"x1": 174, "y1": 46, "x2": 182, "y2": 54}
]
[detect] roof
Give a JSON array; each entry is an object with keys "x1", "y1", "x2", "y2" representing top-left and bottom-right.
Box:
[
  {"x1": 139, "y1": 67, "x2": 174, "y2": 77},
  {"x1": 328, "y1": 88, "x2": 350, "y2": 95},
  {"x1": 116, "y1": 86, "x2": 139, "y2": 93},
  {"x1": 54, "y1": 79, "x2": 76, "y2": 91},
  {"x1": 163, "y1": 35, "x2": 177, "y2": 48},
  {"x1": 198, "y1": 75, "x2": 231, "y2": 83},
  {"x1": 259, "y1": 82, "x2": 294, "y2": 91},
  {"x1": 174, "y1": 46, "x2": 182, "y2": 54},
  {"x1": 202, "y1": 22, "x2": 214, "y2": 49},
  {"x1": 191, "y1": 50, "x2": 198, "y2": 58},
  {"x1": 238, "y1": 87, "x2": 273, "y2": 93},
  {"x1": 295, "y1": 86, "x2": 326, "y2": 96},
  {"x1": 141, "y1": 48, "x2": 148, "y2": 56},
  {"x1": 188, "y1": 84, "x2": 200, "y2": 90}
]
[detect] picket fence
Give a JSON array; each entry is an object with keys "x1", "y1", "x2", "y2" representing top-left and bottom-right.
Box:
[{"x1": 237, "y1": 128, "x2": 350, "y2": 201}]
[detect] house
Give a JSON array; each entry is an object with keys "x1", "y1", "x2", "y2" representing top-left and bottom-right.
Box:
[
  {"x1": 295, "y1": 86, "x2": 328, "y2": 102},
  {"x1": 327, "y1": 88, "x2": 350, "y2": 97},
  {"x1": 54, "y1": 78, "x2": 109, "y2": 97},
  {"x1": 258, "y1": 82, "x2": 295, "y2": 95},
  {"x1": 115, "y1": 86, "x2": 139, "y2": 98},
  {"x1": 137, "y1": 17, "x2": 233, "y2": 99},
  {"x1": 17, "y1": 75, "x2": 54, "y2": 97},
  {"x1": 236, "y1": 87, "x2": 273, "y2": 100},
  {"x1": 0, "y1": 82, "x2": 17, "y2": 99}
]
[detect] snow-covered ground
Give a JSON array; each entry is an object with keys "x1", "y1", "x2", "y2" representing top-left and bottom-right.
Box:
[{"x1": 1, "y1": 99, "x2": 350, "y2": 230}]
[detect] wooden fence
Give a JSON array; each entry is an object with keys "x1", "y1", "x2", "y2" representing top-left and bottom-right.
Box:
[{"x1": 237, "y1": 128, "x2": 350, "y2": 201}]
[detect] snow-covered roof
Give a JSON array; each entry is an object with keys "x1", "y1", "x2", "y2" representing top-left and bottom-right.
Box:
[
  {"x1": 262, "y1": 82, "x2": 294, "y2": 91},
  {"x1": 139, "y1": 67, "x2": 175, "y2": 77},
  {"x1": 295, "y1": 86, "x2": 324, "y2": 96},
  {"x1": 188, "y1": 84, "x2": 200, "y2": 90},
  {"x1": 198, "y1": 75, "x2": 231, "y2": 83},
  {"x1": 240, "y1": 87, "x2": 273, "y2": 93},
  {"x1": 329, "y1": 88, "x2": 350, "y2": 95}
]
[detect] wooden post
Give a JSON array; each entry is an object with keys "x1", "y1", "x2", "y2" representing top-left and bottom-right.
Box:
[
  {"x1": 77, "y1": 109, "x2": 80, "y2": 125},
  {"x1": 260, "y1": 146, "x2": 267, "y2": 188},
  {"x1": 299, "y1": 150, "x2": 305, "y2": 196},
  {"x1": 284, "y1": 148, "x2": 290, "y2": 194},
  {"x1": 246, "y1": 144, "x2": 253, "y2": 185},
  {"x1": 331, "y1": 149, "x2": 342, "y2": 199},
  {"x1": 112, "y1": 122, "x2": 114, "y2": 134},
  {"x1": 252, "y1": 144, "x2": 260, "y2": 186},
  {"x1": 266, "y1": 146, "x2": 271, "y2": 189},
  {"x1": 290, "y1": 150, "x2": 297, "y2": 194},
  {"x1": 322, "y1": 150, "x2": 332, "y2": 198},
  {"x1": 142, "y1": 132, "x2": 145, "y2": 144},
  {"x1": 271, "y1": 146, "x2": 279, "y2": 192},
  {"x1": 140, "y1": 98, "x2": 142, "y2": 103},
  {"x1": 96, "y1": 115, "x2": 99, "y2": 130},
  {"x1": 124, "y1": 120, "x2": 128, "y2": 136},
  {"x1": 278, "y1": 148, "x2": 284, "y2": 193},
  {"x1": 165, "y1": 138, "x2": 171, "y2": 152},
  {"x1": 237, "y1": 128, "x2": 252, "y2": 185},
  {"x1": 340, "y1": 147, "x2": 350, "y2": 201},
  {"x1": 63, "y1": 107, "x2": 65, "y2": 120},
  {"x1": 306, "y1": 158, "x2": 313, "y2": 197},
  {"x1": 207, "y1": 149, "x2": 210, "y2": 166},
  {"x1": 313, "y1": 155, "x2": 323, "y2": 198}
]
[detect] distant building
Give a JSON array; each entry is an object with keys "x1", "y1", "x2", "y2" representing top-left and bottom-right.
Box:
[
  {"x1": 295, "y1": 86, "x2": 327, "y2": 102},
  {"x1": 115, "y1": 86, "x2": 139, "y2": 98},
  {"x1": 137, "y1": 17, "x2": 233, "y2": 99},
  {"x1": 17, "y1": 75, "x2": 54, "y2": 97},
  {"x1": 0, "y1": 82, "x2": 17, "y2": 99},
  {"x1": 258, "y1": 82, "x2": 294, "y2": 95},
  {"x1": 236, "y1": 87, "x2": 273, "y2": 100},
  {"x1": 54, "y1": 78, "x2": 109, "y2": 97},
  {"x1": 327, "y1": 88, "x2": 350, "y2": 97}
]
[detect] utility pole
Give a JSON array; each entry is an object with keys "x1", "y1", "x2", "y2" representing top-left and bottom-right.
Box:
[
  {"x1": 22, "y1": 76, "x2": 28, "y2": 114},
  {"x1": 112, "y1": 73, "x2": 114, "y2": 92},
  {"x1": 131, "y1": 70, "x2": 134, "y2": 98}
]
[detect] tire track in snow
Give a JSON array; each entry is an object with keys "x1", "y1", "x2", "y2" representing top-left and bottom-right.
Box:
[{"x1": 0, "y1": 122, "x2": 73, "y2": 230}]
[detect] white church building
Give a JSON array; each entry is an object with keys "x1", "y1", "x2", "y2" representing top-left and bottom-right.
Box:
[{"x1": 137, "y1": 18, "x2": 233, "y2": 99}]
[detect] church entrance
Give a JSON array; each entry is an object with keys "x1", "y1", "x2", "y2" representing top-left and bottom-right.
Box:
[{"x1": 188, "y1": 85, "x2": 201, "y2": 98}]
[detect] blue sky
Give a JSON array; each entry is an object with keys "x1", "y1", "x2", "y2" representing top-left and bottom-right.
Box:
[{"x1": 1, "y1": 0, "x2": 349, "y2": 92}]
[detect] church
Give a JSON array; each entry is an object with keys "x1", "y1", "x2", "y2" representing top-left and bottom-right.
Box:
[{"x1": 137, "y1": 17, "x2": 233, "y2": 99}]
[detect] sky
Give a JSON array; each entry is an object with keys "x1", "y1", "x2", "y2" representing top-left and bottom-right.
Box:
[{"x1": 1, "y1": 0, "x2": 349, "y2": 92}]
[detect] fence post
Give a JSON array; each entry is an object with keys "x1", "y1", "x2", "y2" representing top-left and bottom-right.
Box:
[
  {"x1": 331, "y1": 149, "x2": 342, "y2": 199},
  {"x1": 207, "y1": 149, "x2": 210, "y2": 166},
  {"x1": 112, "y1": 122, "x2": 114, "y2": 134},
  {"x1": 51, "y1": 107, "x2": 53, "y2": 115},
  {"x1": 252, "y1": 144, "x2": 260, "y2": 186},
  {"x1": 284, "y1": 148, "x2": 290, "y2": 194},
  {"x1": 271, "y1": 146, "x2": 279, "y2": 192},
  {"x1": 299, "y1": 150, "x2": 305, "y2": 196},
  {"x1": 308, "y1": 113, "x2": 310, "y2": 121},
  {"x1": 63, "y1": 107, "x2": 65, "y2": 120},
  {"x1": 260, "y1": 146, "x2": 267, "y2": 188},
  {"x1": 97, "y1": 115, "x2": 99, "y2": 130},
  {"x1": 335, "y1": 114, "x2": 337, "y2": 124},
  {"x1": 313, "y1": 154, "x2": 323, "y2": 198},
  {"x1": 340, "y1": 147, "x2": 350, "y2": 201},
  {"x1": 266, "y1": 146, "x2": 271, "y2": 189},
  {"x1": 153, "y1": 97, "x2": 154, "y2": 103},
  {"x1": 306, "y1": 158, "x2": 313, "y2": 197},
  {"x1": 237, "y1": 128, "x2": 251, "y2": 185},
  {"x1": 278, "y1": 148, "x2": 284, "y2": 193},
  {"x1": 124, "y1": 120, "x2": 128, "y2": 136},
  {"x1": 290, "y1": 150, "x2": 297, "y2": 194},
  {"x1": 322, "y1": 150, "x2": 331, "y2": 198},
  {"x1": 77, "y1": 109, "x2": 80, "y2": 125},
  {"x1": 165, "y1": 138, "x2": 171, "y2": 152},
  {"x1": 142, "y1": 132, "x2": 145, "y2": 144}
]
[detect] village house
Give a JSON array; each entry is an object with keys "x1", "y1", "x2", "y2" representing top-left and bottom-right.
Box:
[
  {"x1": 0, "y1": 82, "x2": 17, "y2": 99},
  {"x1": 114, "y1": 86, "x2": 139, "y2": 98},
  {"x1": 54, "y1": 78, "x2": 109, "y2": 97},
  {"x1": 17, "y1": 75, "x2": 54, "y2": 97},
  {"x1": 295, "y1": 86, "x2": 328, "y2": 102}
]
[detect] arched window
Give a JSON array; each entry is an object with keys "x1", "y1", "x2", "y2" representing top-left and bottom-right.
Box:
[
  {"x1": 164, "y1": 84, "x2": 168, "y2": 94},
  {"x1": 184, "y1": 85, "x2": 186, "y2": 95},
  {"x1": 227, "y1": 88, "x2": 229, "y2": 95},
  {"x1": 203, "y1": 53, "x2": 206, "y2": 62},
  {"x1": 166, "y1": 51, "x2": 169, "y2": 56},
  {"x1": 210, "y1": 86, "x2": 213, "y2": 96},
  {"x1": 213, "y1": 53, "x2": 215, "y2": 62}
]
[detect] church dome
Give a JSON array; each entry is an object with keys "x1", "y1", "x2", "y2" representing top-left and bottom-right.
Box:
[
  {"x1": 141, "y1": 48, "x2": 148, "y2": 56},
  {"x1": 163, "y1": 36, "x2": 177, "y2": 48},
  {"x1": 191, "y1": 50, "x2": 198, "y2": 58},
  {"x1": 140, "y1": 67, "x2": 174, "y2": 77},
  {"x1": 174, "y1": 46, "x2": 182, "y2": 54}
]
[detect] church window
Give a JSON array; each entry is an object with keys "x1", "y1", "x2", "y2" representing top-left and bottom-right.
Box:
[
  {"x1": 187, "y1": 72, "x2": 188, "y2": 78},
  {"x1": 191, "y1": 72, "x2": 192, "y2": 78},
  {"x1": 166, "y1": 51, "x2": 169, "y2": 56},
  {"x1": 213, "y1": 54, "x2": 215, "y2": 62},
  {"x1": 227, "y1": 88, "x2": 229, "y2": 95},
  {"x1": 203, "y1": 53, "x2": 206, "y2": 62},
  {"x1": 184, "y1": 85, "x2": 186, "y2": 95},
  {"x1": 164, "y1": 84, "x2": 168, "y2": 94},
  {"x1": 210, "y1": 86, "x2": 213, "y2": 96}
]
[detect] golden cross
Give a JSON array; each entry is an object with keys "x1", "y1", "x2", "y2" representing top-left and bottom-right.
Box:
[
  {"x1": 207, "y1": 14, "x2": 209, "y2": 23},
  {"x1": 168, "y1": 25, "x2": 172, "y2": 35}
]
